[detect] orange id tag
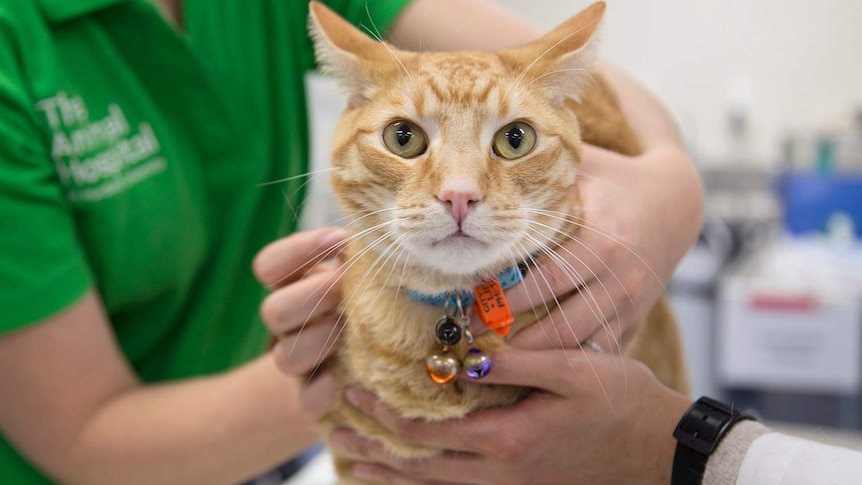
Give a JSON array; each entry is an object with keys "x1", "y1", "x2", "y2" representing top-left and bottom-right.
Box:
[{"x1": 473, "y1": 278, "x2": 514, "y2": 337}]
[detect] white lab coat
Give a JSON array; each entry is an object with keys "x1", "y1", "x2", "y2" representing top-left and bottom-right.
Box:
[{"x1": 737, "y1": 432, "x2": 862, "y2": 484}]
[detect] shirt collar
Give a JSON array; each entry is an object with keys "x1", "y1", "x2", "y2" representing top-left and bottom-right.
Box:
[{"x1": 37, "y1": 0, "x2": 134, "y2": 23}]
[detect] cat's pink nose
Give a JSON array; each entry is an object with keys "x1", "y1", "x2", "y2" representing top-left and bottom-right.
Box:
[{"x1": 438, "y1": 189, "x2": 483, "y2": 225}]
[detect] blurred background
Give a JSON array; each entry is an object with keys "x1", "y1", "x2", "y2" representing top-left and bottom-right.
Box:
[{"x1": 300, "y1": 0, "x2": 862, "y2": 438}]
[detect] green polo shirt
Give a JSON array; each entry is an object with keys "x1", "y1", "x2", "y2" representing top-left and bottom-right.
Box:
[{"x1": 0, "y1": 0, "x2": 409, "y2": 482}]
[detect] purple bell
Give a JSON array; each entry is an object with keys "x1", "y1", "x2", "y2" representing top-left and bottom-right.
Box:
[{"x1": 464, "y1": 348, "x2": 491, "y2": 379}]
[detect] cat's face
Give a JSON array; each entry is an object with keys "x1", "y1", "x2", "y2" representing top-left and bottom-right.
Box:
[
  {"x1": 329, "y1": 53, "x2": 582, "y2": 278},
  {"x1": 311, "y1": 2, "x2": 605, "y2": 288}
]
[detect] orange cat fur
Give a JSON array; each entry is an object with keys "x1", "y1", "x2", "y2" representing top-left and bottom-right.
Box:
[{"x1": 308, "y1": 2, "x2": 688, "y2": 482}]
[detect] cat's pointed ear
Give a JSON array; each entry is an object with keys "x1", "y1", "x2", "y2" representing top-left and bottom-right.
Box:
[
  {"x1": 500, "y1": 1, "x2": 606, "y2": 102},
  {"x1": 308, "y1": 1, "x2": 406, "y2": 103}
]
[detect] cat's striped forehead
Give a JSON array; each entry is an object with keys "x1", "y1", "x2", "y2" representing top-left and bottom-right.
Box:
[{"x1": 404, "y1": 53, "x2": 515, "y2": 120}]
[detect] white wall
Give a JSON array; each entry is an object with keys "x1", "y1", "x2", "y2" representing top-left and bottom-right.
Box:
[{"x1": 495, "y1": 0, "x2": 862, "y2": 167}]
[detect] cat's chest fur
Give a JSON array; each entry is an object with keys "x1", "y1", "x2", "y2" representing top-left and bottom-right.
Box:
[{"x1": 336, "y1": 238, "x2": 527, "y2": 419}]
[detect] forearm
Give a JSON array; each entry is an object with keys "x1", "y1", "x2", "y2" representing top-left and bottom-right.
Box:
[
  {"x1": 387, "y1": 0, "x2": 540, "y2": 51},
  {"x1": 597, "y1": 61, "x2": 686, "y2": 150},
  {"x1": 599, "y1": 61, "x2": 705, "y2": 270},
  {"x1": 62, "y1": 356, "x2": 317, "y2": 485}
]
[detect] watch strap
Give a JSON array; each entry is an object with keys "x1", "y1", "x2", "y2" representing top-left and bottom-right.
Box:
[{"x1": 671, "y1": 397, "x2": 755, "y2": 485}]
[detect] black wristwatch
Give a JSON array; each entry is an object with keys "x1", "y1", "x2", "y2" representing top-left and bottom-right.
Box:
[{"x1": 671, "y1": 396, "x2": 755, "y2": 485}]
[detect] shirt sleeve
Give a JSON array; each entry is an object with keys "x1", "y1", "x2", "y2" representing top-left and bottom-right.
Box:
[
  {"x1": 736, "y1": 431, "x2": 862, "y2": 485},
  {"x1": 0, "y1": 20, "x2": 93, "y2": 333},
  {"x1": 703, "y1": 420, "x2": 771, "y2": 484},
  {"x1": 320, "y1": 0, "x2": 413, "y2": 39}
]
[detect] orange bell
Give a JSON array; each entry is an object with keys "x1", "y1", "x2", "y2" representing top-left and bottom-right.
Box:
[{"x1": 425, "y1": 349, "x2": 461, "y2": 384}]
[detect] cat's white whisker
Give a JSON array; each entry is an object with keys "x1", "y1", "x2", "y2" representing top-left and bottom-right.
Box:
[
  {"x1": 370, "y1": 234, "x2": 415, "y2": 304},
  {"x1": 510, "y1": 20, "x2": 600, "y2": 88},
  {"x1": 285, "y1": 177, "x2": 329, "y2": 224},
  {"x1": 325, "y1": 236, "x2": 416, "y2": 369},
  {"x1": 526, "y1": 207, "x2": 632, "y2": 246},
  {"x1": 520, "y1": 230, "x2": 607, "y2": 336},
  {"x1": 342, "y1": 233, "x2": 408, "y2": 310},
  {"x1": 522, "y1": 228, "x2": 625, "y2": 363},
  {"x1": 305, "y1": 231, "x2": 411, "y2": 380},
  {"x1": 507, "y1": 244, "x2": 557, "y2": 346},
  {"x1": 285, "y1": 223, "x2": 406, "y2": 361},
  {"x1": 279, "y1": 187, "x2": 302, "y2": 227},
  {"x1": 526, "y1": 207, "x2": 668, "y2": 298},
  {"x1": 337, "y1": 206, "x2": 399, "y2": 224},
  {"x1": 265, "y1": 217, "x2": 400, "y2": 288},
  {"x1": 309, "y1": 226, "x2": 402, "y2": 304},
  {"x1": 525, "y1": 219, "x2": 627, "y2": 343},
  {"x1": 517, "y1": 233, "x2": 616, "y2": 409},
  {"x1": 360, "y1": 3, "x2": 384, "y2": 42},
  {"x1": 569, "y1": 167, "x2": 613, "y2": 185},
  {"x1": 256, "y1": 166, "x2": 340, "y2": 187},
  {"x1": 524, "y1": 221, "x2": 625, "y2": 348},
  {"x1": 564, "y1": 343, "x2": 618, "y2": 416},
  {"x1": 359, "y1": 8, "x2": 414, "y2": 86},
  {"x1": 524, "y1": 68, "x2": 592, "y2": 88},
  {"x1": 518, "y1": 234, "x2": 619, "y2": 413},
  {"x1": 300, "y1": 227, "x2": 409, "y2": 369},
  {"x1": 304, "y1": 306, "x2": 349, "y2": 383},
  {"x1": 328, "y1": 233, "x2": 410, "y2": 348}
]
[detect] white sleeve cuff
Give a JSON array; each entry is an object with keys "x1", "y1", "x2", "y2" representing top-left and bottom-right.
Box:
[
  {"x1": 737, "y1": 430, "x2": 862, "y2": 485},
  {"x1": 703, "y1": 420, "x2": 770, "y2": 484}
]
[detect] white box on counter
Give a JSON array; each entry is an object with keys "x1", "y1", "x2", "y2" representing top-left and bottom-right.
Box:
[{"x1": 716, "y1": 237, "x2": 862, "y2": 395}]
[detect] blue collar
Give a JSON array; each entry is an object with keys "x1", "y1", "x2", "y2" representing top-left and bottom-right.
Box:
[{"x1": 405, "y1": 265, "x2": 524, "y2": 308}]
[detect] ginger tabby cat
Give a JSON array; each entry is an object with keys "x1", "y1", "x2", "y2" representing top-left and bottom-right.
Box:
[{"x1": 308, "y1": 2, "x2": 688, "y2": 482}]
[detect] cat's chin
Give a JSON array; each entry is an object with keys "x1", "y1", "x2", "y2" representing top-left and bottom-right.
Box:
[
  {"x1": 431, "y1": 232, "x2": 486, "y2": 251},
  {"x1": 403, "y1": 239, "x2": 514, "y2": 290}
]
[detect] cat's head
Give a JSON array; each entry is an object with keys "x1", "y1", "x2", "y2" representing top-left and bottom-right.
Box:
[{"x1": 310, "y1": 2, "x2": 605, "y2": 293}]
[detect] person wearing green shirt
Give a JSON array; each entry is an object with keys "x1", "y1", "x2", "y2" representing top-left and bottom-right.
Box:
[
  {"x1": 0, "y1": 0, "x2": 704, "y2": 483},
  {"x1": 0, "y1": 0, "x2": 407, "y2": 482}
]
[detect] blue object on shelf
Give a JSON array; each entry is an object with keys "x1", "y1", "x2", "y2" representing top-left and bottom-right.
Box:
[{"x1": 778, "y1": 172, "x2": 862, "y2": 237}]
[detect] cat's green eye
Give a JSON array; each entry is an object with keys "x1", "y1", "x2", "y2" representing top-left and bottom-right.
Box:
[
  {"x1": 382, "y1": 120, "x2": 428, "y2": 159},
  {"x1": 493, "y1": 122, "x2": 537, "y2": 160}
]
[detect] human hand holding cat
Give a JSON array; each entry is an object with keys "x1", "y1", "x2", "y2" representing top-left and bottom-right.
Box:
[
  {"x1": 315, "y1": 348, "x2": 691, "y2": 485},
  {"x1": 499, "y1": 143, "x2": 699, "y2": 352},
  {"x1": 498, "y1": 60, "x2": 704, "y2": 354},
  {"x1": 254, "y1": 226, "x2": 348, "y2": 375}
]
